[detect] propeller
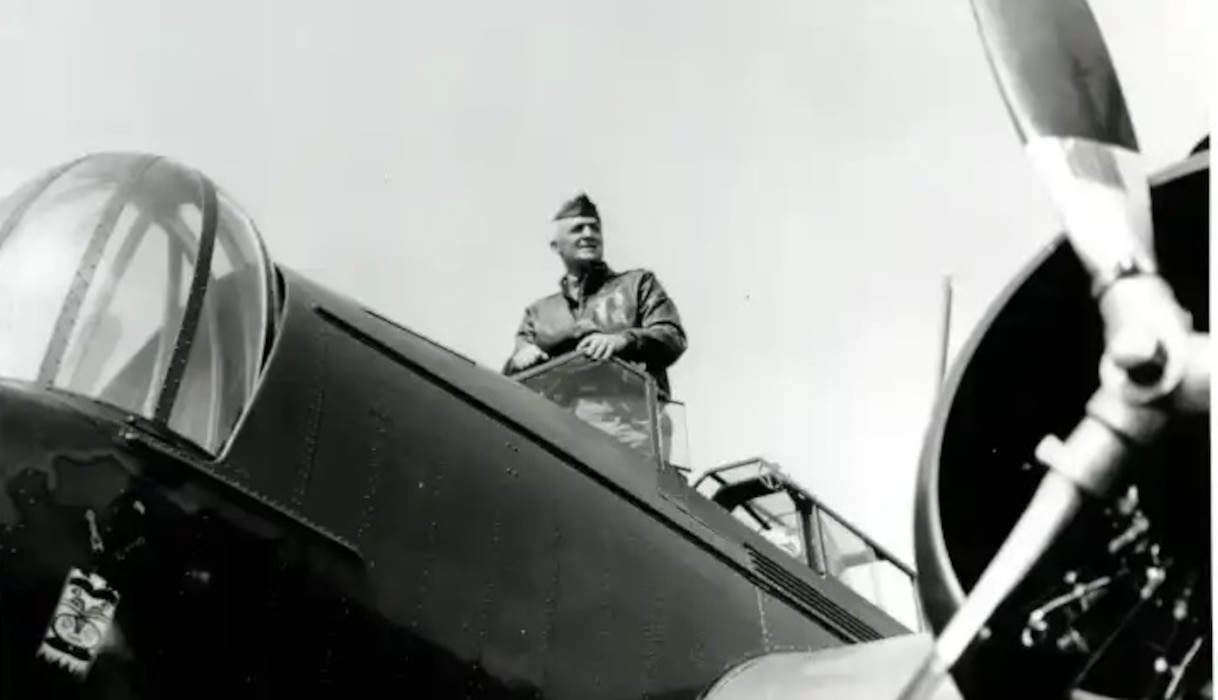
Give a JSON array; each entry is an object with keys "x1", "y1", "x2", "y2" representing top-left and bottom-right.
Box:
[{"x1": 896, "y1": 1, "x2": 1209, "y2": 698}]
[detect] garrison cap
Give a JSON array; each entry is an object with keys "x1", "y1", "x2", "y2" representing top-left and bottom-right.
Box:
[{"x1": 553, "y1": 192, "x2": 599, "y2": 221}]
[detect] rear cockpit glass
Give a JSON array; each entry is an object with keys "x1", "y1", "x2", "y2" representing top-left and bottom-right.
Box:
[
  {"x1": 0, "y1": 153, "x2": 274, "y2": 454},
  {"x1": 694, "y1": 458, "x2": 925, "y2": 631}
]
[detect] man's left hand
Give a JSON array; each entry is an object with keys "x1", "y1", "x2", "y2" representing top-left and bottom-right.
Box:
[{"x1": 577, "y1": 332, "x2": 629, "y2": 361}]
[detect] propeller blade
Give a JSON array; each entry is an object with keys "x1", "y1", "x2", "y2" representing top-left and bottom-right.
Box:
[
  {"x1": 971, "y1": 0, "x2": 1200, "y2": 409},
  {"x1": 970, "y1": 0, "x2": 1157, "y2": 290},
  {"x1": 969, "y1": 0, "x2": 1136, "y2": 149}
]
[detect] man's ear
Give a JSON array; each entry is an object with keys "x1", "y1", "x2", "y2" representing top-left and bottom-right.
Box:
[{"x1": 549, "y1": 239, "x2": 558, "y2": 253}]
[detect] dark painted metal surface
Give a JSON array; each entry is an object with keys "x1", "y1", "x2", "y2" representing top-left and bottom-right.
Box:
[
  {"x1": 0, "y1": 243, "x2": 908, "y2": 697},
  {"x1": 913, "y1": 154, "x2": 1210, "y2": 697}
]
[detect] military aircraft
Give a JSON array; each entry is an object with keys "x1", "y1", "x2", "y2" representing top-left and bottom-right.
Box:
[
  {"x1": 0, "y1": 0, "x2": 1207, "y2": 699},
  {"x1": 0, "y1": 143, "x2": 925, "y2": 699}
]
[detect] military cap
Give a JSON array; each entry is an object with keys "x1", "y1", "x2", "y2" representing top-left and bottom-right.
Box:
[{"x1": 553, "y1": 192, "x2": 599, "y2": 221}]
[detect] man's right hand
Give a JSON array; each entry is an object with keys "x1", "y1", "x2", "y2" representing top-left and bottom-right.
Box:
[{"x1": 507, "y1": 343, "x2": 549, "y2": 373}]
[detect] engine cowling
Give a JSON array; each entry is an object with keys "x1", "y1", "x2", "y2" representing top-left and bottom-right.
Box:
[{"x1": 913, "y1": 153, "x2": 1210, "y2": 698}]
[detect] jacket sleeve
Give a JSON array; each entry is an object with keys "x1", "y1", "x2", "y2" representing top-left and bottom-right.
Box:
[
  {"x1": 502, "y1": 305, "x2": 539, "y2": 375},
  {"x1": 620, "y1": 271, "x2": 687, "y2": 369}
]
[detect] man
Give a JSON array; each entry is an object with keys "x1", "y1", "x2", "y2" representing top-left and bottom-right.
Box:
[
  {"x1": 504, "y1": 192, "x2": 688, "y2": 456},
  {"x1": 504, "y1": 192, "x2": 687, "y2": 389}
]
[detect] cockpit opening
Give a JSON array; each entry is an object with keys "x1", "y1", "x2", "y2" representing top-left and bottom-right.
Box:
[
  {"x1": 513, "y1": 352, "x2": 922, "y2": 631},
  {"x1": 513, "y1": 351, "x2": 693, "y2": 478},
  {"x1": 0, "y1": 152, "x2": 276, "y2": 454}
]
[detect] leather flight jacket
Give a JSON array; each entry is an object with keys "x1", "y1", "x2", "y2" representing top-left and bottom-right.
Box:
[{"x1": 505, "y1": 263, "x2": 687, "y2": 397}]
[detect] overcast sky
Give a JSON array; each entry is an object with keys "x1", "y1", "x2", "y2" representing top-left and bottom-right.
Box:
[{"x1": 0, "y1": 0, "x2": 1209, "y2": 563}]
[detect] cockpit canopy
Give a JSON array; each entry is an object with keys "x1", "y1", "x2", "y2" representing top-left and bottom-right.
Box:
[
  {"x1": 696, "y1": 458, "x2": 925, "y2": 632},
  {"x1": 0, "y1": 152, "x2": 275, "y2": 454}
]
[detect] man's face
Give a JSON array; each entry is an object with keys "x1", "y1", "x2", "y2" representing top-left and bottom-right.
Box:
[{"x1": 551, "y1": 216, "x2": 603, "y2": 265}]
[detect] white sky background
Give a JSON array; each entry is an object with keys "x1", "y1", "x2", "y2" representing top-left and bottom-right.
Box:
[{"x1": 0, "y1": 0, "x2": 1209, "y2": 564}]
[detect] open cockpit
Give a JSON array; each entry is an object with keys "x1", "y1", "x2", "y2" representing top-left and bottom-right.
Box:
[{"x1": 513, "y1": 350, "x2": 925, "y2": 633}]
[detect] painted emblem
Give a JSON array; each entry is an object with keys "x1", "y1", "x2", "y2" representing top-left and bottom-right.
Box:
[
  {"x1": 591, "y1": 288, "x2": 629, "y2": 328},
  {"x1": 37, "y1": 568, "x2": 120, "y2": 676}
]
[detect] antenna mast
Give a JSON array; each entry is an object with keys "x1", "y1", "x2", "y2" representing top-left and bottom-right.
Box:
[{"x1": 935, "y1": 275, "x2": 954, "y2": 387}]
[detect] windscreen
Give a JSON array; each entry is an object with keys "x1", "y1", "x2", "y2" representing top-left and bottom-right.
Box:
[{"x1": 517, "y1": 353, "x2": 661, "y2": 462}]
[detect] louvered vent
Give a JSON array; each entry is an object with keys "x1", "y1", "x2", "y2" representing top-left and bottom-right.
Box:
[{"x1": 744, "y1": 543, "x2": 883, "y2": 642}]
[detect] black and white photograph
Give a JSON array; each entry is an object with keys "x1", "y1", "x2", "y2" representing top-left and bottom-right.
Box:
[{"x1": 0, "y1": 1, "x2": 1211, "y2": 698}]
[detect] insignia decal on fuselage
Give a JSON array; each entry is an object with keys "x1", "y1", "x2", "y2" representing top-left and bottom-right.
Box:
[{"x1": 37, "y1": 568, "x2": 120, "y2": 676}]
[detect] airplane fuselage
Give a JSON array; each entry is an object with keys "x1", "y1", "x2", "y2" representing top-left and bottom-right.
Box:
[{"x1": 0, "y1": 260, "x2": 907, "y2": 698}]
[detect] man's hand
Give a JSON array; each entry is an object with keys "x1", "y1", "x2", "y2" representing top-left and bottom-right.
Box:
[
  {"x1": 507, "y1": 343, "x2": 549, "y2": 373},
  {"x1": 577, "y1": 332, "x2": 629, "y2": 361}
]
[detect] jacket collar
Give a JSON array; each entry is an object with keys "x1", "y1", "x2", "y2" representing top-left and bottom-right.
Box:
[{"x1": 560, "y1": 261, "x2": 612, "y2": 304}]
